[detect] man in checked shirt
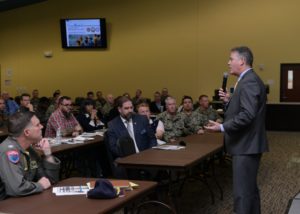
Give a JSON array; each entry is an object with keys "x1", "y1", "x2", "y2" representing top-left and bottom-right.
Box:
[{"x1": 45, "y1": 96, "x2": 82, "y2": 137}]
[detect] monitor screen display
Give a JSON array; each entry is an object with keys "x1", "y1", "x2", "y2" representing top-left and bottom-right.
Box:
[{"x1": 60, "y1": 18, "x2": 107, "y2": 49}]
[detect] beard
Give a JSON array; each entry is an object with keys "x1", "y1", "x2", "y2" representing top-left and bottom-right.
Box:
[
  {"x1": 63, "y1": 111, "x2": 72, "y2": 119},
  {"x1": 123, "y1": 112, "x2": 133, "y2": 121}
]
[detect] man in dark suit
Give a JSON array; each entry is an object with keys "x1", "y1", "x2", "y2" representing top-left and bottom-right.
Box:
[
  {"x1": 107, "y1": 96, "x2": 157, "y2": 160},
  {"x1": 205, "y1": 46, "x2": 268, "y2": 214},
  {"x1": 149, "y1": 91, "x2": 165, "y2": 114}
]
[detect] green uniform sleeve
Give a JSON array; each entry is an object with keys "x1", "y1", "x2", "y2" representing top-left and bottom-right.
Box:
[
  {"x1": 0, "y1": 151, "x2": 43, "y2": 197},
  {"x1": 190, "y1": 112, "x2": 207, "y2": 133},
  {"x1": 162, "y1": 114, "x2": 184, "y2": 142},
  {"x1": 42, "y1": 157, "x2": 60, "y2": 184},
  {"x1": 30, "y1": 147, "x2": 60, "y2": 184},
  {"x1": 182, "y1": 114, "x2": 194, "y2": 135}
]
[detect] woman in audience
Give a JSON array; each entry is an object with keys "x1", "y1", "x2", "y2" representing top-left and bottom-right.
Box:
[
  {"x1": 76, "y1": 99, "x2": 104, "y2": 132},
  {"x1": 74, "y1": 99, "x2": 104, "y2": 178}
]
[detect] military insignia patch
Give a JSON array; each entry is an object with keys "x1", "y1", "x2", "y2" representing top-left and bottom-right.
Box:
[
  {"x1": 6, "y1": 150, "x2": 20, "y2": 164},
  {"x1": 30, "y1": 161, "x2": 38, "y2": 169}
]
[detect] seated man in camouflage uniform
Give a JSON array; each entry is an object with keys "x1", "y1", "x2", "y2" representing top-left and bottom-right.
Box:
[
  {"x1": 0, "y1": 111, "x2": 60, "y2": 200},
  {"x1": 188, "y1": 110, "x2": 207, "y2": 134},
  {"x1": 180, "y1": 96, "x2": 194, "y2": 134},
  {"x1": 157, "y1": 97, "x2": 186, "y2": 142},
  {"x1": 196, "y1": 95, "x2": 223, "y2": 123},
  {"x1": 95, "y1": 91, "x2": 106, "y2": 110},
  {"x1": 102, "y1": 94, "x2": 114, "y2": 117},
  {"x1": 179, "y1": 95, "x2": 205, "y2": 135}
]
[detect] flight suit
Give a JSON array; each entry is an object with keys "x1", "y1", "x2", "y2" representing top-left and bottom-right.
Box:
[{"x1": 0, "y1": 136, "x2": 60, "y2": 200}]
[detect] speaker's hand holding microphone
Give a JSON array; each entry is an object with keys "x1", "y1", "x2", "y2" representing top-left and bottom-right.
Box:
[
  {"x1": 219, "y1": 72, "x2": 230, "y2": 103},
  {"x1": 219, "y1": 88, "x2": 230, "y2": 103}
]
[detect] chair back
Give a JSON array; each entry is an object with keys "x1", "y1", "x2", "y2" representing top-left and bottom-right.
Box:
[
  {"x1": 103, "y1": 132, "x2": 128, "y2": 179},
  {"x1": 117, "y1": 136, "x2": 136, "y2": 157}
]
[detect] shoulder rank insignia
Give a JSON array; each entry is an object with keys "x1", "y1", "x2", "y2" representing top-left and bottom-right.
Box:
[{"x1": 6, "y1": 150, "x2": 20, "y2": 164}]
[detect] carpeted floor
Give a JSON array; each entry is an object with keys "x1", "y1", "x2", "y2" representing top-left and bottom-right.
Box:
[
  {"x1": 176, "y1": 131, "x2": 300, "y2": 214},
  {"x1": 116, "y1": 131, "x2": 300, "y2": 214}
]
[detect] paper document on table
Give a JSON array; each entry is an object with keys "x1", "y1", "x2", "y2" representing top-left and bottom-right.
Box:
[
  {"x1": 60, "y1": 138, "x2": 84, "y2": 144},
  {"x1": 52, "y1": 186, "x2": 89, "y2": 196},
  {"x1": 61, "y1": 138, "x2": 74, "y2": 143},
  {"x1": 81, "y1": 132, "x2": 98, "y2": 137},
  {"x1": 94, "y1": 129, "x2": 107, "y2": 136},
  {"x1": 152, "y1": 145, "x2": 185, "y2": 150},
  {"x1": 74, "y1": 136, "x2": 94, "y2": 141}
]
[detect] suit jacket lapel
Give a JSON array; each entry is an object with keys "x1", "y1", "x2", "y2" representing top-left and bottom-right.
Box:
[
  {"x1": 117, "y1": 116, "x2": 129, "y2": 136},
  {"x1": 132, "y1": 115, "x2": 138, "y2": 138}
]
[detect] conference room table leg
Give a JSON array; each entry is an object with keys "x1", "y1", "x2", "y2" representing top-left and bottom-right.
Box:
[
  {"x1": 189, "y1": 159, "x2": 217, "y2": 204},
  {"x1": 152, "y1": 169, "x2": 190, "y2": 213},
  {"x1": 210, "y1": 156, "x2": 224, "y2": 200},
  {"x1": 200, "y1": 169, "x2": 215, "y2": 204}
]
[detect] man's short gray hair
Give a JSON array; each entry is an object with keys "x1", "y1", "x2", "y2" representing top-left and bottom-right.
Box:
[{"x1": 165, "y1": 96, "x2": 176, "y2": 105}]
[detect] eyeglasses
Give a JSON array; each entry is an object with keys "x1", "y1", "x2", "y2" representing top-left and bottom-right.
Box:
[{"x1": 61, "y1": 104, "x2": 72, "y2": 107}]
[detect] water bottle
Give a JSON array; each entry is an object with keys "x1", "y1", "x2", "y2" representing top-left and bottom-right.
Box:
[{"x1": 56, "y1": 127, "x2": 61, "y2": 144}]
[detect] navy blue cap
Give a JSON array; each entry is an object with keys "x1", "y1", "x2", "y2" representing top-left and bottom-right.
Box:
[{"x1": 87, "y1": 179, "x2": 117, "y2": 199}]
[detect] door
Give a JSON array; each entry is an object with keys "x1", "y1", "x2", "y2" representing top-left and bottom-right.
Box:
[{"x1": 280, "y1": 63, "x2": 300, "y2": 102}]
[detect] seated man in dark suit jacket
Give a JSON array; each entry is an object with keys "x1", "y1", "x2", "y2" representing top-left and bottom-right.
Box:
[
  {"x1": 107, "y1": 96, "x2": 157, "y2": 160},
  {"x1": 149, "y1": 91, "x2": 165, "y2": 114}
]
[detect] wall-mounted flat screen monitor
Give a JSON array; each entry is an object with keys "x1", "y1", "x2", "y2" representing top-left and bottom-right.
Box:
[{"x1": 60, "y1": 18, "x2": 107, "y2": 49}]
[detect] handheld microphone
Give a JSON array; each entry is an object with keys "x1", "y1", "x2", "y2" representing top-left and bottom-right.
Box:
[{"x1": 222, "y1": 72, "x2": 228, "y2": 92}]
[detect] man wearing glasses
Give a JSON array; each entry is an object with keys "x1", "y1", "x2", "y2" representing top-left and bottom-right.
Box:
[{"x1": 45, "y1": 96, "x2": 82, "y2": 137}]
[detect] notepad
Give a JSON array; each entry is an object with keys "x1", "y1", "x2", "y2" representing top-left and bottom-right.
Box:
[
  {"x1": 152, "y1": 145, "x2": 185, "y2": 150},
  {"x1": 81, "y1": 132, "x2": 98, "y2": 137},
  {"x1": 73, "y1": 136, "x2": 94, "y2": 141},
  {"x1": 52, "y1": 186, "x2": 89, "y2": 196}
]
